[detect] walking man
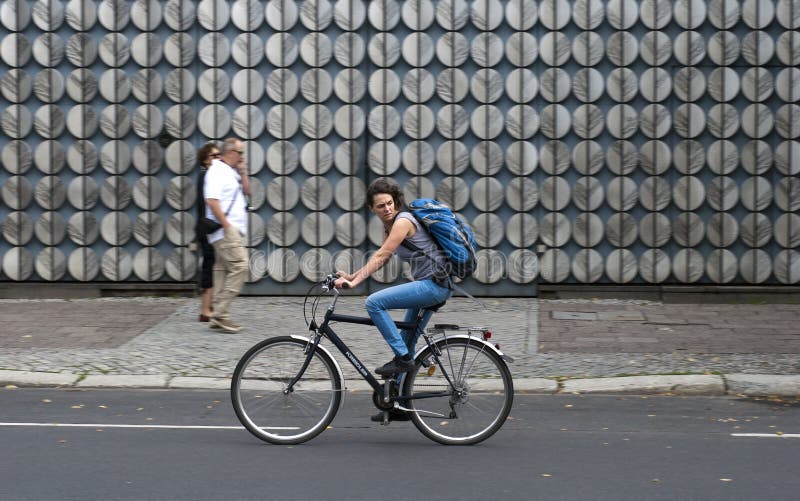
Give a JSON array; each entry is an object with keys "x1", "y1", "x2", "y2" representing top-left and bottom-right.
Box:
[{"x1": 204, "y1": 137, "x2": 250, "y2": 333}]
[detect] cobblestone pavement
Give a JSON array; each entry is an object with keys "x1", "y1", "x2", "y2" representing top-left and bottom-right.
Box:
[{"x1": 0, "y1": 295, "x2": 798, "y2": 382}]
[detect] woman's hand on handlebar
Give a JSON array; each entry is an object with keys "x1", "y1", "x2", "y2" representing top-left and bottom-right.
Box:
[{"x1": 333, "y1": 276, "x2": 352, "y2": 289}]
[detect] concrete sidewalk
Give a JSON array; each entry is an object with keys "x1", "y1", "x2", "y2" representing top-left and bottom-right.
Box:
[{"x1": 0, "y1": 295, "x2": 798, "y2": 397}]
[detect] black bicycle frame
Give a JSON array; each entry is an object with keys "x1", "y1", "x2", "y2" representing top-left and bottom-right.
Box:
[{"x1": 318, "y1": 309, "x2": 422, "y2": 393}]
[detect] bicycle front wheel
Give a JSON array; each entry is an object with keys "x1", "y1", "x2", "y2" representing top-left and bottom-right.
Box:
[
  {"x1": 231, "y1": 336, "x2": 342, "y2": 445},
  {"x1": 403, "y1": 338, "x2": 513, "y2": 445}
]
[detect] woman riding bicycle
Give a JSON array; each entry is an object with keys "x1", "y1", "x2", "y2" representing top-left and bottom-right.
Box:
[{"x1": 334, "y1": 177, "x2": 452, "y2": 379}]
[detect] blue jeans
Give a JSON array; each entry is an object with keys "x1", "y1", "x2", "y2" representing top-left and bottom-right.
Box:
[{"x1": 365, "y1": 280, "x2": 451, "y2": 357}]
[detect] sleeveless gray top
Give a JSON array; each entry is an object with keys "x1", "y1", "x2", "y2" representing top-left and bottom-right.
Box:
[{"x1": 394, "y1": 212, "x2": 448, "y2": 281}]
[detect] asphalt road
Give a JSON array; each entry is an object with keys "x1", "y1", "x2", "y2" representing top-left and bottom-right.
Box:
[{"x1": 1, "y1": 388, "x2": 798, "y2": 501}]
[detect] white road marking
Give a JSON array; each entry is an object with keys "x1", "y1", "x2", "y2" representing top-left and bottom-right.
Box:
[
  {"x1": 0, "y1": 422, "x2": 298, "y2": 431},
  {"x1": 731, "y1": 433, "x2": 800, "y2": 438}
]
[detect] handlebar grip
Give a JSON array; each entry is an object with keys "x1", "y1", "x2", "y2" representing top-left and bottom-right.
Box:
[{"x1": 341, "y1": 282, "x2": 350, "y2": 289}]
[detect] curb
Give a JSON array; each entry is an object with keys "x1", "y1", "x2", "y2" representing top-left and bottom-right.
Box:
[{"x1": 2, "y1": 370, "x2": 799, "y2": 397}]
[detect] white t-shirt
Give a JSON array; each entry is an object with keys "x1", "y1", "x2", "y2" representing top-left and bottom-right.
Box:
[{"x1": 203, "y1": 158, "x2": 248, "y2": 243}]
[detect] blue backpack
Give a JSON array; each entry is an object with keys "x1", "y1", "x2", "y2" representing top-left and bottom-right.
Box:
[{"x1": 402, "y1": 198, "x2": 478, "y2": 282}]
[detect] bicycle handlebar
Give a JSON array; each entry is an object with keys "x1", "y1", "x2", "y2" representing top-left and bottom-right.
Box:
[{"x1": 320, "y1": 273, "x2": 349, "y2": 292}]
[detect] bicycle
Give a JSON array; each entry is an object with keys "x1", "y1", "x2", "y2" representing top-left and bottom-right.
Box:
[{"x1": 230, "y1": 274, "x2": 514, "y2": 445}]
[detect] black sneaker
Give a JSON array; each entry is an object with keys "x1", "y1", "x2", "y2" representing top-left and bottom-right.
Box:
[
  {"x1": 375, "y1": 355, "x2": 414, "y2": 377},
  {"x1": 370, "y1": 409, "x2": 411, "y2": 422}
]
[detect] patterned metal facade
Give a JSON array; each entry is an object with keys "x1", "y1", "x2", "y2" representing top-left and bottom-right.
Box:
[{"x1": 1, "y1": 0, "x2": 799, "y2": 295}]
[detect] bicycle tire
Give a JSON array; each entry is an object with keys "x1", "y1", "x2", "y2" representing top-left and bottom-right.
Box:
[
  {"x1": 231, "y1": 336, "x2": 342, "y2": 445},
  {"x1": 403, "y1": 337, "x2": 513, "y2": 445}
]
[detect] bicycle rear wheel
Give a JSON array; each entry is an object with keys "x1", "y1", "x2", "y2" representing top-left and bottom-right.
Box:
[
  {"x1": 403, "y1": 337, "x2": 513, "y2": 445},
  {"x1": 231, "y1": 336, "x2": 342, "y2": 445}
]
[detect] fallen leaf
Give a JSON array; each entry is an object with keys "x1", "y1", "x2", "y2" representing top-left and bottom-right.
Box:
[
  {"x1": 41, "y1": 399, "x2": 52, "y2": 403},
  {"x1": 564, "y1": 404, "x2": 573, "y2": 408},
  {"x1": 98, "y1": 405, "x2": 107, "y2": 409},
  {"x1": 651, "y1": 479, "x2": 661, "y2": 484},
  {"x1": 541, "y1": 474, "x2": 552, "y2": 478},
  {"x1": 5, "y1": 385, "x2": 18, "y2": 389},
  {"x1": 720, "y1": 478, "x2": 733, "y2": 483},
  {"x1": 70, "y1": 405, "x2": 84, "y2": 409}
]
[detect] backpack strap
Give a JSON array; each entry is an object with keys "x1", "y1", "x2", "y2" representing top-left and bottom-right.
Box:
[{"x1": 399, "y1": 233, "x2": 486, "y2": 309}]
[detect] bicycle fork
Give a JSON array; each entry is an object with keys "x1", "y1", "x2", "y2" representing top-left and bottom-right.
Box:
[{"x1": 283, "y1": 329, "x2": 323, "y2": 395}]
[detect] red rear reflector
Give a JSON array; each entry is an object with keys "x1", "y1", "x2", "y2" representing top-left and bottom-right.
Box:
[{"x1": 483, "y1": 331, "x2": 492, "y2": 340}]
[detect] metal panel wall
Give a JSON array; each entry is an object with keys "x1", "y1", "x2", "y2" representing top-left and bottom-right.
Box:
[{"x1": 1, "y1": 1, "x2": 798, "y2": 295}]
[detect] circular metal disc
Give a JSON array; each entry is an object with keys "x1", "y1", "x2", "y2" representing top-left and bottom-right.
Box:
[
  {"x1": 164, "y1": 0, "x2": 195, "y2": 31},
  {"x1": 334, "y1": 32, "x2": 365, "y2": 67},
  {"x1": 606, "y1": 213, "x2": 637, "y2": 247},
  {"x1": 606, "y1": 249, "x2": 638, "y2": 284},
  {"x1": 300, "y1": 139, "x2": 333, "y2": 174},
  {"x1": 35, "y1": 211, "x2": 66, "y2": 246},
  {"x1": 334, "y1": 104, "x2": 366, "y2": 139},
  {"x1": 606, "y1": 177, "x2": 638, "y2": 211},
  {"x1": 402, "y1": 140, "x2": 434, "y2": 175},
  {"x1": 708, "y1": 31, "x2": 740, "y2": 66},
  {"x1": 572, "y1": 213, "x2": 604, "y2": 248},
  {"x1": 773, "y1": 213, "x2": 800, "y2": 249},
  {"x1": 301, "y1": 212, "x2": 334, "y2": 247},
  {"x1": 707, "y1": 248, "x2": 741, "y2": 283},
  {"x1": 471, "y1": 32, "x2": 504, "y2": 67},
  {"x1": 33, "y1": 33, "x2": 64, "y2": 68},
  {"x1": 540, "y1": 176, "x2": 571, "y2": 211},
  {"x1": 2, "y1": 141, "x2": 32, "y2": 175},
  {"x1": 739, "y1": 249, "x2": 772, "y2": 284},
  {"x1": 100, "y1": 175, "x2": 132, "y2": 209},
  {"x1": 639, "y1": 213, "x2": 671, "y2": 247},
  {"x1": 436, "y1": 31, "x2": 469, "y2": 67},
  {"x1": 265, "y1": 0, "x2": 298, "y2": 30},
  {"x1": 34, "y1": 140, "x2": 65, "y2": 174},
  {"x1": 538, "y1": 31, "x2": 570, "y2": 67},
  {"x1": 506, "y1": 141, "x2": 537, "y2": 176},
  {"x1": 402, "y1": 32, "x2": 434, "y2": 67},
  {"x1": 334, "y1": 176, "x2": 366, "y2": 211},
  {"x1": 368, "y1": 140, "x2": 401, "y2": 175},
  {"x1": 639, "y1": 176, "x2": 671, "y2": 211},
  {"x1": 740, "y1": 213, "x2": 772, "y2": 247},
  {"x1": 673, "y1": 212, "x2": 705, "y2": 247},
  {"x1": 300, "y1": 176, "x2": 333, "y2": 211},
  {"x1": 707, "y1": 213, "x2": 739, "y2": 247},
  {"x1": 1, "y1": 33, "x2": 31, "y2": 67},
  {"x1": 197, "y1": 0, "x2": 228, "y2": 30},
  {"x1": 99, "y1": 33, "x2": 130, "y2": 67},
  {"x1": 300, "y1": 32, "x2": 332, "y2": 67},
  {"x1": 435, "y1": 176, "x2": 469, "y2": 210},
  {"x1": 774, "y1": 250, "x2": 800, "y2": 284},
  {"x1": 335, "y1": 141, "x2": 361, "y2": 175},
  {"x1": 129, "y1": 32, "x2": 161, "y2": 67},
  {"x1": 335, "y1": 213, "x2": 366, "y2": 247},
  {"x1": 267, "y1": 141, "x2": 298, "y2": 175},
  {"x1": 367, "y1": 32, "x2": 400, "y2": 67},
  {"x1": 539, "y1": 213, "x2": 570, "y2": 248},
  {"x1": 572, "y1": 175, "x2": 603, "y2": 211},
  {"x1": 198, "y1": 32, "x2": 230, "y2": 67},
  {"x1": 471, "y1": 141, "x2": 503, "y2": 176},
  {"x1": 472, "y1": 213, "x2": 504, "y2": 248},
  {"x1": 640, "y1": 31, "x2": 672, "y2": 66},
  {"x1": 639, "y1": 249, "x2": 670, "y2": 283},
  {"x1": 539, "y1": 249, "x2": 570, "y2": 283},
  {"x1": 470, "y1": 176, "x2": 504, "y2": 212},
  {"x1": 266, "y1": 68, "x2": 299, "y2": 103},
  {"x1": 266, "y1": 105, "x2": 297, "y2": 139},
  {"x1": 504, "y1": 177, "x2": 538, "y2": 212},
  {"x1": 573, "y1": 0, "x2": 605, "y2": 29},
  {"x1": 436, "y1": 140, "x2": 469, "y2": 175}
]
